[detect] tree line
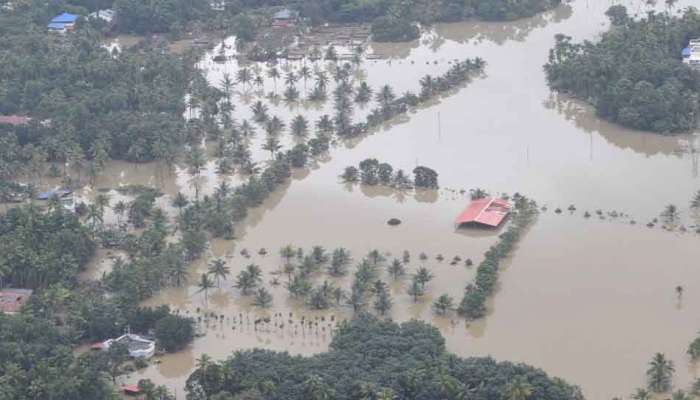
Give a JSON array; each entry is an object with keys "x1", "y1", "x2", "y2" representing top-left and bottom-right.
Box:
[
  {"x1": 459, "y1": 193, "x2": 539, "y2": 319},
  {"x1": 342, "y1": 158, "x2": 438, "y2": 189},
  {"x1": 184, "y1": 313, "x2": 583, "y2": 400},
  {"x1": 545, "y1": 6, "x2": 700, "y2": 133}
]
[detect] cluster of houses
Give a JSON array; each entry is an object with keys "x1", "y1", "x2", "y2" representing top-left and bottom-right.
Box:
[{"x1": 682, "y1": 39, "x2": 700, "y2": 68}]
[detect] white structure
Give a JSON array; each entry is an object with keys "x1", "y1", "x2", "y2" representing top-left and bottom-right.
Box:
[
  {"x1": 102, "y1": 334, "x2": 156, "y2": 358},
  {"x1": 88, "y1": 9, "x2": 114, "y2": 23},
  {"x1": 683, "y1": 39, "x2": 700, "y2": 68}
]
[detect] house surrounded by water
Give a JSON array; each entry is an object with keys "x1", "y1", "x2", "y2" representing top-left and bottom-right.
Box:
[{"x1": 455, "y1": 198, "x2": 512, "y2": 228}]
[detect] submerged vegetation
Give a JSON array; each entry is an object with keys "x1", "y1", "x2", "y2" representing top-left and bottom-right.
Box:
[
  {"x1": 342, "y1": 159, "x2": 438, "y2": 189},
  {"x1": 459, "y1": 194, "x2": 538, "y2": 319},
  {"x1": 185, "y1": 313, "x2": 582, "y2": 400},
  {"x1": 545, "y1": 7, "x2": 700, "y2": 133}
]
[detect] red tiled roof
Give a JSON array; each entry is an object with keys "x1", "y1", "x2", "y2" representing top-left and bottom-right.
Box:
[
  {"x1": 455, "y1": 197, "x2": 511, "y2": 228},
  {"x1": 122, "y1": 385, "x2": 141, "y2": 395},
  {"x1": 0, "y1": 115, "x2": 31, "y2": 126},
  {"x1": 0, "y1": 289, "x2": 33, "y2": 314}
]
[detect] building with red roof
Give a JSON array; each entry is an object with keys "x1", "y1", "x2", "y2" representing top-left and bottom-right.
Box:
[
  {"x1": 455, "y1": 197, "x2": 511, "y2": 228},
  {"x1": 0, "y1": 289, "x2": 33, "y2": 314},
  {"x1": 0, "y1": 115, "x2": 31, "y2": 126}
]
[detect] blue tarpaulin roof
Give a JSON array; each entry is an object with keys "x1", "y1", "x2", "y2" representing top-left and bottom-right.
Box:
[
  {"x1": 683, "y1": 47, "x2": 692, "y2": 57},
  {"x1": 48, "y1": 22, "x2": 66, "y2": 29},
  {"x1": 51, "y1": 13, "x2": 78, "y2": 23},
  {"x1": 37, "y1": 188, "x2": 72, "y2": 200}
]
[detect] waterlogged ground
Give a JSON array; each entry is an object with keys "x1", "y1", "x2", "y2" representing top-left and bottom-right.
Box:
[{"x1": 48, "y1": 0, "x2": 700, "y2": 398}]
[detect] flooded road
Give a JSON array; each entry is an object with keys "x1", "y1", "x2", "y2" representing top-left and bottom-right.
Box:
[{"x1": 83, "y1": 0, "x2": 700, "y2": 398}]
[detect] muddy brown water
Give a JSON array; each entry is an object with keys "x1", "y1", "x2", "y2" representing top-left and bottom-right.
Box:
[{"x1": 55, "y1": 0, "x2": 700, "y2": 398}]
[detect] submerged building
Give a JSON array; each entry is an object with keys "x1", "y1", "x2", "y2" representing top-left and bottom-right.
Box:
[
  {"x1": 455, "y1": 197, "x2": 511, "y2": 228},
  {"x1": 102, "y1": 333, "x2": 156, "y2": 358}
]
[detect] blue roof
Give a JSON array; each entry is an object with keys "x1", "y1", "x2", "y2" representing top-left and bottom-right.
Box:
[
  {"x1": 48, "y1": 22, "x2": 66, "y2": 29},
  {"x1": 683, "y1": 47, "x2": 691, "y2": 57},
  {"x1": 51, "y1": 13, "x2": 78, "y2": 23},
  {"x1": 37, "y1": 188, "x2": 72, "y2": 200}
]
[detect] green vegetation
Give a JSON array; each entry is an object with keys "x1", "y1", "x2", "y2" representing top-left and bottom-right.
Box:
[
  {"x1": 154, "y1": 314, "x2": 195, "y2": 352},
  {"x1": 292, "y1": 0, "x2": 561, "y2": 41},
  {"x1": 0, "y1": 313, "x2": 116, "y2": 399},
  {"x1": 343, "y1": 159, "x2": 438, "y2": 189},
  {"x1": 545, "y1": 7, "x2": 700, "y2": 133},
  {"x1": 459, "y1": 194, "x2": 538, "y2": 319},
  {"x1": 185, "y1": 313, "x2": 582, "y2": 399}
]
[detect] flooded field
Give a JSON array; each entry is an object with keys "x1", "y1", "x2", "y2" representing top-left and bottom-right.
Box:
[{"x1": 59, "y1": 0, "x2": 700, "y2": 398}]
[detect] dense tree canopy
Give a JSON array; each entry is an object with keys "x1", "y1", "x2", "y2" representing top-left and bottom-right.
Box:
[
  {"x1": 0, "y1": 205, "x2": 95, "y2": 289},
  {"x1": 185, "y1": 313, "x2": 582, "y2": 400},
  {"x1": 0, "y1": 6, "x2": 192, "y2": 179},
  {"x1": 0, "y1": 313, "x2": 115, "y2": 399},
  {"x1": 545, "y1": 7, "x2": 700, "y2": 133}
]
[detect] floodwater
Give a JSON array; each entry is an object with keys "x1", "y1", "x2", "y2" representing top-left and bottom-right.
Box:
[{"x1": 67, "y1": 0, "x2": 700, "y2": 398}]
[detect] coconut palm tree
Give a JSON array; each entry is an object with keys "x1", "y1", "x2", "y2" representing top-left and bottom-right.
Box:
[
  {"x1": 315, "y1": 115, "x2": 334, "y2": 135},
  {"x1": 262, "y1": 135, "x2": 281, "y2": 158},
  {"x1": 220, "y1": 73, "x2": 235, "y2": 100},
  {"x1": 284, "y1": 71, "x2": 298, "y2": 88},
  {"x1": 291, "y1": 115, "x2": 309, "y2": 137},
  {"x1": 239, "y1": 119, "x2": 255, "y2": 137},
  {"x1": 253, "y1": 287, "x2": 273, "y2": 308},
  {"x1": 197, "y1": 273, "x2": 214, "y2": 301},
  {"x1": 647, "y1": 353, "x2": 674, "y2": 392},
  {"x1": 170, "y1": 258, "x2": 188, "y2": 287},
  {"x1": 691, "y1": 190, "x2": 700, "y2": 209},
  {"x1": 267, "y1": 67, "x2": 280, "y2": 93},
  {"x1": 503, "y1": 376, "x2": 534, "y2": 400},
  {"x1": 632, "y1": 388, "x2": 651, "y2": 400},
  {"x1": 299, "y1": 65, "x2": 311, "y2": 93},
  {"x1": 113, "y1": 200, "x2": 127, "y2": 226},
  {"x1": 251, "y1": 101, "x2": 269, "y2": 123},
  {"x1": 373, "y1": 281, "x2": 392, "y2": 316},
  {"x1": 172, "y1": 192, "x2": 188, "y2": 218},
  {"x1": 415, "y1": 267, "x2": 433, "y2": 289},
  {"x1": 387, "y1": 259, "x2": 405, "y2": 280},
  {"x1": 315, "y1": 71, "x2": 329, "y2": 91},
  {"x1": 407, "y1": 277, "x2": 424, "y2": 302},
  {"x1": 433, "y1": 294, "x2": 454, "y2": 315},
  {"x1": 280, "y1": 245, "x2": 295, "y2": 265},
  {"x1": 236, "y1": 67, "x2": 253, "y2": 89},
  {"x1": 208, "y1": 258, "x2": 230, "y2": 287}
]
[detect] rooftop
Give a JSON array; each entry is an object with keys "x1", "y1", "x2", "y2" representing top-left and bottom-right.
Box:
[
  {"x1": 51, "y1": 12, "x2": 79, "y2": 23},
  {"x1": 0, "y1": 289, "x2": 33, "y2": 314},
  {"x1": 455, "y1": 197, "x2": 511, "y2": 228},
  {"x1": 0, "y1": 115, "x2": 31, "y2": 126},
  {"x1": 273, "y1": 9, "x2": 298, "y2": 20}
]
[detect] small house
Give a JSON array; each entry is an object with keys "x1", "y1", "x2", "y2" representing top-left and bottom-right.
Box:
[
  {"x1": 0, "y1": 289, "x2": 33, "y2": 315},
  {"x1": 455, "y1": 197, "x2": 511, "y2": 228},
  {"x1": 48, "y1": 12, "x2": 79, "y2": 33},
  {"x1": 0, "y1": 115, "x2": 31, "y2": 126},
  {"x1": 88, "y1": 9, "x2": 114, "y2": 23},
  {"x1": 272, "y1": 8, "x2": 299, "y2": 28}
]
